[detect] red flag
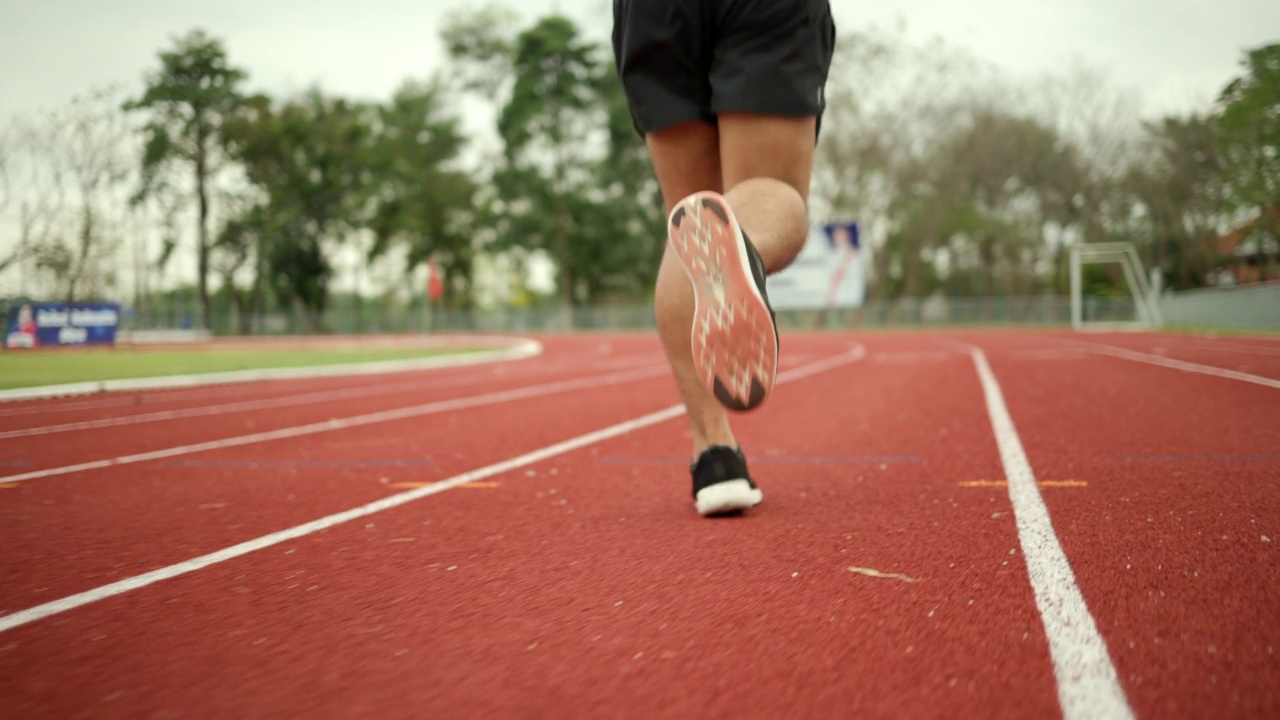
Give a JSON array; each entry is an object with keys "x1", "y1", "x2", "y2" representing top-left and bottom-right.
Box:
[{"x1": 426, "y1": 260, "x2": 444, "y2": 302}]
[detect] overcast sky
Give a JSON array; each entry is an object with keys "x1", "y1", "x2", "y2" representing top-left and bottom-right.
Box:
[{"x1": 3, "y1": 0, "x2": 1277, "y2": 122}]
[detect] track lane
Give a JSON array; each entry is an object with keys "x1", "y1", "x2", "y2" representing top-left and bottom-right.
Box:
[
  {"x1": 0, "y1": 367, "x2": 675, "y2": 612},
  {"x1": 1075, "y1": 334, "x2": 1280, "y2": 381},
  {"x1": 985, "y1": 335, "x2": 1280, "y2": 719},
  {"x1": 0, "y1": 335, "x2": 1066, "y2": 719},
  {"x1": 0, "y1": 335, "x2": 656, "y2": 430},
  {"x1": 0, "y1": 335, "x2": 837, "y2": 614},
  {"x1": 0, "y1": 341, "x2": 663, "y2": 472}
]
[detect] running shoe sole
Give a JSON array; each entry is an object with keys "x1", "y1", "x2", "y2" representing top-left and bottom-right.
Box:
[{"x1": 666, "y1": 192, "x2": 778, "y2": 412}]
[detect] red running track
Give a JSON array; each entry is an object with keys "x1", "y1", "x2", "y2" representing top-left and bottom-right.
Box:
[{"x1": 0, "y1": 330, "x2": 1276, "y2": 719}]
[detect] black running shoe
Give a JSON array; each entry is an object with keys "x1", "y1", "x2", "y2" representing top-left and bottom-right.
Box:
[{"x1": 691, "y1": 445, "x2": 764, "y2": 516}]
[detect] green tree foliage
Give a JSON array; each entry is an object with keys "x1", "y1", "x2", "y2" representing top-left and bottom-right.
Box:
[
  {"x1": 1218, "y1": 44, "x2": 1280, "y2": 213},
  {"x1": 365, "y1": 78, "x2": 477, "y2": 309},
  {"x1": 223, "y1": 90, "x2": 375, "y2": 331},
  {"x1": 910, "y1": 110, "x2": 1087, "y2": 297},
  {"x1": 210, "y1": 203, "x2": 267, "y2": 334},
  {"x1": 445, "y1": 9, "x2": 663, "y2": 310},
  {"x1": 441, "y1": 4, "x2": 519, "y2": 96},
  {"x1": 1120, "y1": 115, "x2": 1224, "y2": 289},
  {"x1": 1216, "y1": 43, "x2": 1280, "y2": 275},
  {"x1": 123, "y1": 28, "x2": 248, "y2": 330}
]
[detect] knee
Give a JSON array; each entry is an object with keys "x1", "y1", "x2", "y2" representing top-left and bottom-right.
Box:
[
  {"x1": 723, "y1": 178, "x2": 810, "y2": 271},
  {"x1": 726, "y1": 176, "x2": 807, "y2": 207}
]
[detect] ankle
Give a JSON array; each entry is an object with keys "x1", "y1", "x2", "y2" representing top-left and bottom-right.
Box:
[{"x1": 692, "y1": 435, "x2": 737, "y2": 460}]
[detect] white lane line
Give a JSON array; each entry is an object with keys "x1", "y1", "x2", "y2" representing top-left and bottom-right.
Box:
[
  {"x1": 0, "y1": 338, "x2": 542, "y2": 403},
  {"x1": 1, "y1": 379, "x2": 443, "y2": 440},
  {"x1": 0, "y1": 406, "x2": 682, "y2": 633},
  {"x1": 776, "y1": 343, "x2": 865, "y2": 381},
  {"x1": 0, "y1": 354, "x2": 659, "y2": 420},
  {"x1": 0, "y1": 342, "x2": 865, "y2": 633},
  {"x1": 1142, "y1": 334, "x2": 1280, "y2": 357},
  {"x1": 0, "y1": 355, "x2": 665, "y2": 441},
  {"x1": 0, "y1": 364, "x2": 670, "y2": 486},
  {"x1": 0, "y1": 395, "x2": 143, "y2": 418},
  {"x1": 969, "y1": 347, "x2": 1134, "y2": 720},
  {"x1": 871, "y1": 350, "x2": 953, "y2": 364},
  {"x1": 1008, "y1": 349, "x2": 1089, "y2": 361},
  {"x1": 1174, "y1": 341, "x2": 1280, "y2": 358},
  {"x1": 1085, "y1": 342, "x2": 1280, "y2": 390}
]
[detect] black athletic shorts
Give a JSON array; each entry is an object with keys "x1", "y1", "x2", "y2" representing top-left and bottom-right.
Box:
[{"x1": 611, "y1": 0, "x2": 837, "y2": 138}]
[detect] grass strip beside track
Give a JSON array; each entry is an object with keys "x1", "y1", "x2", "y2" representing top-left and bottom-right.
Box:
[{"x1": 0, "y1": 346, "x2": 488, "y2": 390}]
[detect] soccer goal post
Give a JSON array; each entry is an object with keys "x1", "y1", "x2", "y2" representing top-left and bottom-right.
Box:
[{"x1": 1069, "y1": 242, "x2": 1163, "y2": 331}]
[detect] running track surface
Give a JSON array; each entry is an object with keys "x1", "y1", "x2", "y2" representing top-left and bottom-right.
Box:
[{"x1": 1, "y1": 330, "x2": 1276, "y2": 719}]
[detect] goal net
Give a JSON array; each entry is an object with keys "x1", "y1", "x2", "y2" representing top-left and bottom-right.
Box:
[{"x1": 1069, "y1": 242, "x2": 1163, "y2": 331}]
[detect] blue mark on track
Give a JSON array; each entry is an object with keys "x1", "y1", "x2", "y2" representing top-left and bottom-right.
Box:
[
  {"x1": 596, "y1": 456, "x2": 921, "y2": 465},
  {"x1": 161, "y1": 459, "x2": 435, "y2": 468},
  {"x1": 1110, "y1": 455, "x2": 1280, "y2": 463}
]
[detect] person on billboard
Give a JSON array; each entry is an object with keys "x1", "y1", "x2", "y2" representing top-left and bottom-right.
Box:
[
  {"x1": 612, "y1": 0, "x2": 837, "y2": 516},
  {"x1": 824, "y1": 223, "x2": 859, "y2": 308},
  {"x1": 5, "y1": 304, "x2": 39, "y2": 349}
]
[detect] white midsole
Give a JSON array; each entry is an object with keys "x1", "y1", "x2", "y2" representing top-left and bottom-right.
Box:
[{"x1": 695, "y1": 479, "x2": 764, "y2": 515}]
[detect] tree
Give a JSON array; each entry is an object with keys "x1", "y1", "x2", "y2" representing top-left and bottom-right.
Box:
[
  {"x1": 365, "y1": 77, "x2": 477, "y2": 309},
  {"x1": 592, "y1": 60, "x2": 668, "y2": 298},
  {"x1": 810, "y1": 28, "x2": 895, "y2": 231},
  {"x1": 224, "y1": 89, "x2": 375, "y2": 331},
  {"x1": 123, "y1": 28, "x2": 248, "y2": 330},
  {"x1": 0, "y1": 121, "x2": 19, "y2": 275},
  {"x1": 210, "y1": 196, "x2": 267, "y2": 335},
  {"x1": 441, "y1": 3, "x2": 519, "y2": 97},
  {"x1": 811, "y1": 24, "x2": 1164, "y2": 304},
  {"x1": 812, "y1": 24, "x2": 1012, "y2": 301},
  {"x1": 4, "y1": 88, "x2": 132, "y2": 301},
  {"x1": 2, "y1": 122, "x2": 66, "y2": 289},
  {"x1": 444, "y1": 8, "x2": 663, "y2": 315},
  {"x1": 50, "y1": 88, "x2": 133, "y2": 302},
  {"x1": 1117, "y1": 114, "x2": 1224, "y2": 289},
  {"x1": 1216, "y1": 43, "x2": 1280, "y2": 279},
  {"x1": 942, "y1": 109, "x2": 1086, "y2": 296},
  {"x1": 490, "y1": 14, "x2": 608, "y2": 310}
]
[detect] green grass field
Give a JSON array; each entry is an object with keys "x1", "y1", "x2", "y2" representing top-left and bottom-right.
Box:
[{"x1": 0, "y1": 345, "x2": 487, "y2": 390}]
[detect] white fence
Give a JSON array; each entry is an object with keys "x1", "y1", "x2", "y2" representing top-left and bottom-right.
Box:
[{"x1": 1158, "y1": 281, "x2": 1280, "y2": 330}]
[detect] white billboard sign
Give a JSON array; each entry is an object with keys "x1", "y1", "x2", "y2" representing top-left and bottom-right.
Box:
[{"x1": 764, "y1": 222, "x2": 865, "y2": 309}]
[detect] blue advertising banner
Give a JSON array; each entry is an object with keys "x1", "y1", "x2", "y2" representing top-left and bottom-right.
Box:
[
  {"x1": 4, "y1": 302, "x2": 121, "y2": 349},
  {"x1": 764, "y1": 222, "x2": 865, "y2": 310}
]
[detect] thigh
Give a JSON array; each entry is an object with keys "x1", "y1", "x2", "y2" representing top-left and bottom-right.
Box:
[
  {"x1": 612, "y1": 0, "x2": 715, "y2": 135},
  {"x1": 717, "y1": 113, "x2": 818, "y2": 202},
  {"x1": 645, "y1": 121, "x2": 722, "y2": 305},
  {"x1": 644, "y1": 121, "x2": 723, "y2": 214}
]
